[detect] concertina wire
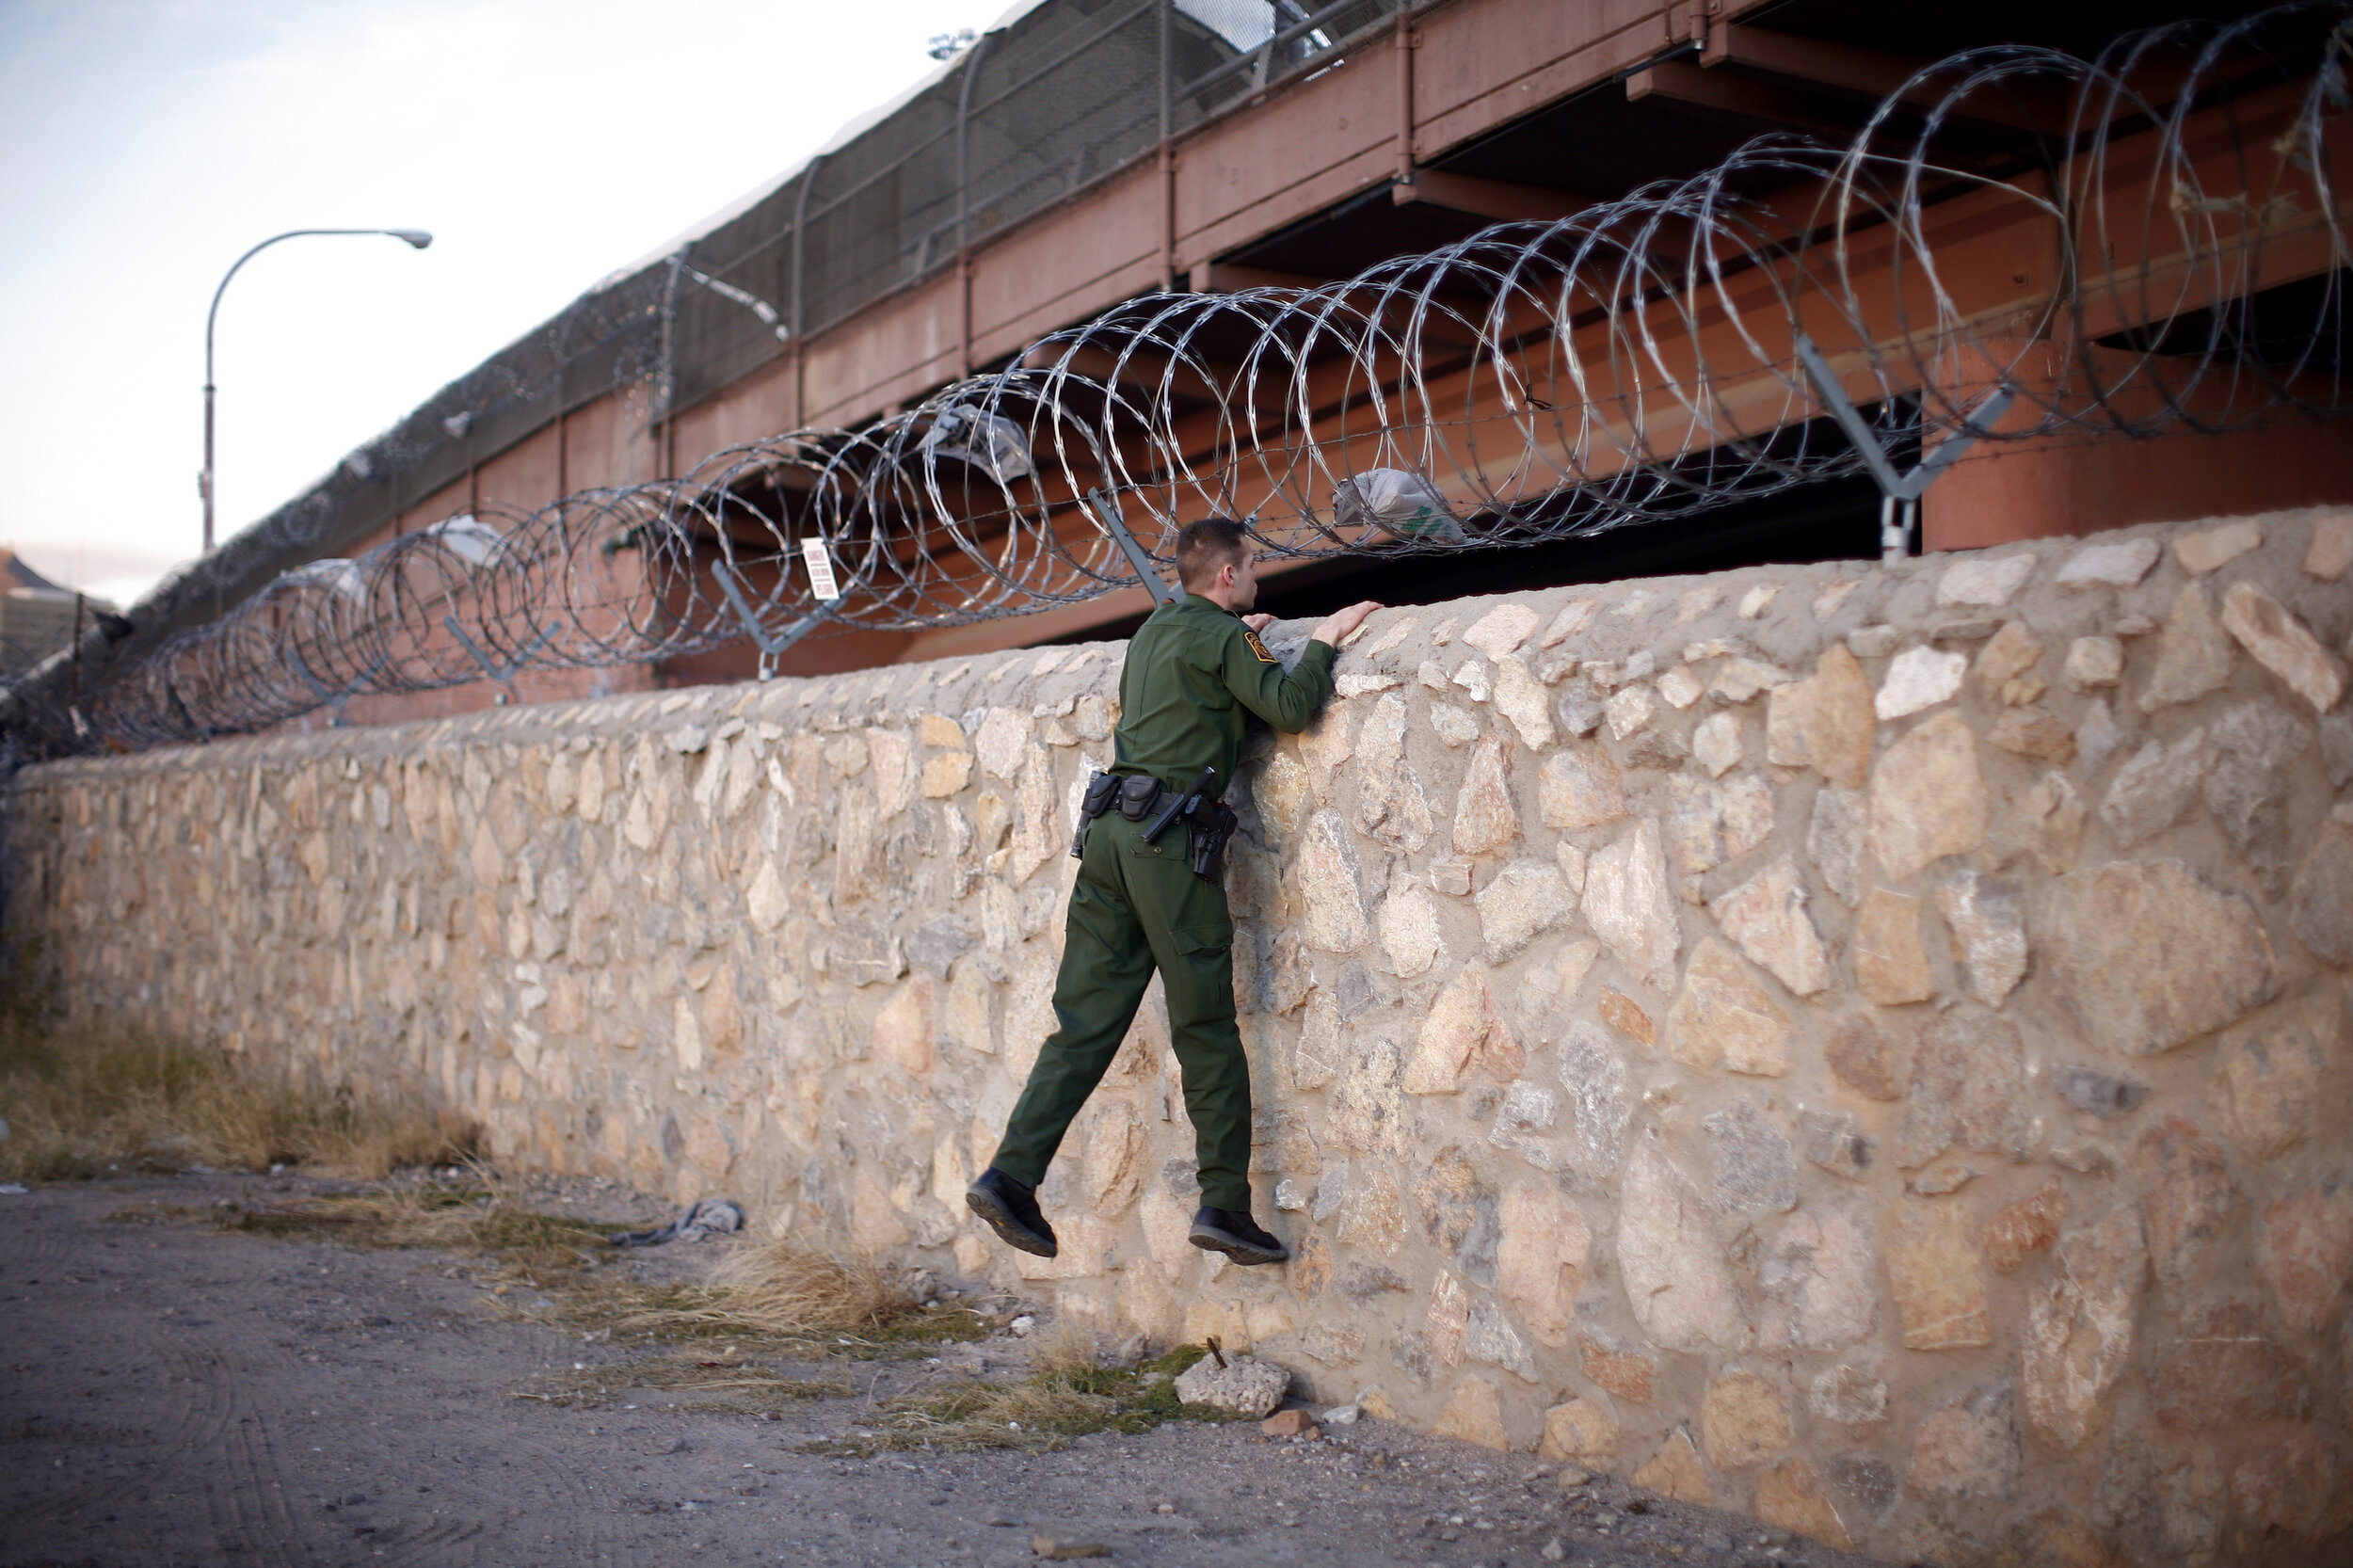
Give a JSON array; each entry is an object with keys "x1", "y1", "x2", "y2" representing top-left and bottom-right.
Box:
[{"x1": 81, "y1": 5, "x2": 2353, "y2": 750}]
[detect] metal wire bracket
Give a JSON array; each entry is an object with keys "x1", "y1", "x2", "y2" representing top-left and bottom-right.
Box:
[
  {"x1": 710, "y1": 562, "x2": 827, "y2": 680},
  {"x1": 1793, "y1": 332, "x2": 2018, "y2": 563},
  {"x1": 443, "y1": 615, "x2": 558, "y2": 704},
  {"x1": 1085, "y1": 488, "x2": 1183, "y2": 608}
]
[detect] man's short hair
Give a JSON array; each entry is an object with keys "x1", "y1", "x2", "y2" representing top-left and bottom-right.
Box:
[{"x1": 1175, "y1": 516, "x2": 1250, "y2": 590}]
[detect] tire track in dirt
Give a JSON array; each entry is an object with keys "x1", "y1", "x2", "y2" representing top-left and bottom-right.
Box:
[
  {"x1": 117, "y1": 1207, "x2": 292, "y2": 1565},
  {"x1": 1, "y1": 1199, "x2": 200, "y2": 1550}
]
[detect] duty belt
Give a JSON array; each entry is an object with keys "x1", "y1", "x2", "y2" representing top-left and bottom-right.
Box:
[{"x1": 1070, "y1": 767, "x2": 1238, "y2": 883}]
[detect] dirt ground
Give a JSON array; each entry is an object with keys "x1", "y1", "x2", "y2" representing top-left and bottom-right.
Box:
[{"x1": 0, "y1": 1172, "x2": 1892, "y2": 1568}]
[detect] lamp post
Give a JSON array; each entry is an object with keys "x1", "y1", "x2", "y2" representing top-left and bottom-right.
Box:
[{"x1": 201, "y1": 228, "x2": 433, "y2": 554}]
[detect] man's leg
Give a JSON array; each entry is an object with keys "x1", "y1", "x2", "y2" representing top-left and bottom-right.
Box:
[
  {"x1": 1124, "y1": 837, "x2": 1255, "y2": 1214},
  {"x1": 987, "y1": 821, "x2": 1158, "y2": 1191}
]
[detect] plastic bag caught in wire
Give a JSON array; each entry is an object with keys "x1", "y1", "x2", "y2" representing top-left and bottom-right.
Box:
[
  {"x1": 1334, "y1": 468, "x2": 1465, "y2": 544},
  {"x1": 422, "y1": 514, "x2": 510, "y2": 568},
  {"x1": 918, "y1": 405, "x2": 1034, "y2": 484},
  {"x1": 276, "y1": 558, "x2": 368, "y2": 603}
]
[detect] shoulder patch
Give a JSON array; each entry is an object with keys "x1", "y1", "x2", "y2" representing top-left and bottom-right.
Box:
[{"x1": 1241, "y1": 627, "x2": 1276, "y2": 664}]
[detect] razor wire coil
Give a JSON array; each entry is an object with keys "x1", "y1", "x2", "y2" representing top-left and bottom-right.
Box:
[{"x1": 68, "y1": 6, "x2": 2353, "y2": 751}]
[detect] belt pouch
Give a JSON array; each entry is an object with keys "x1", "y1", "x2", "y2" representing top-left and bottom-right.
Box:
[
  {"x1": 1071, "y1": 770, "x2": 1121, "y2": 857},
  {"x1": 1116, "y1": 775, "x2": 1162, "y2": 821}
]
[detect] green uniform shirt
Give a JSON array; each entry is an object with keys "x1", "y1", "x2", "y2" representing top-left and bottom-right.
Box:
[{"x1": 1112, "y1": 593, "x2": 1338, "y2": 797}]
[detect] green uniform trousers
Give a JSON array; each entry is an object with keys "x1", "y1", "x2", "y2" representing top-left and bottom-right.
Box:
[{"x1": 991, "y1": 809, "x2": 1254, "y2": 1211}]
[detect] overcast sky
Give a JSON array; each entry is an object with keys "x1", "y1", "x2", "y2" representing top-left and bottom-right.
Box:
[{"x1": 0, "y1": 0, "x2": 988, "y2": 606}]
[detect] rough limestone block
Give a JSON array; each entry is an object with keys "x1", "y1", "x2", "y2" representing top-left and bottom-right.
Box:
[
  {"x1": 1462, "y1": 603, "x2": 1539, "y2": 659},
  {"x1": 2042, "y1": 860, "x2": 2279, "y2": 1056},
  {"x1": 1632, "y1": 1429, "x2": 1714, "y2": 1506},
  {"x1": 1937, "y1": 870, "x2": 2028, "y2": 1007},
  {"x1": 1797, "y1": 1110, "x2": 1876, "y2": 1182},
  {"x1": 2172, "y1": 519, "x2": 2263, "y2": 574},
  {"x1": 1703, "y1": 1096, "x2": 1798, "y2": 1216},
  {"x1": 2139, "y1": 585, "x2": 2234, "y2": 712},
  {"x1": 2256, "y1": 1176, "x2": 2353, "y2": 1333},
  {"x1": 1490, "y1": 655, "x2": 1555, "y2": 749},
  {"x1": 1537, "y1": 748, "x2": 1625, "y2": 830},
  {"x1": 1766, "y1": 645, "x2": 1875, "y2": 788},
  {"x1": 1294, "y1": 809, "x2": 1370, "y2": 952},
  {"x1": 1710, "y1": 656, "x2": 1791, "y2": 704},
  {"x1": 1700, "y1": 1369, "x2": 1792, "y2": 1468},
  {"x1": 1710, "y1": 858, "x2": 1832, "y2": 997},
  {"x1": 1759, "y1": 1206, "x2": 1880, "y2": 1351},
  {"x1": 1405, "y1": 965, "x2": 1519, "y2": 1094},
  {"x1": 1496, "y1": 1182, "x2": 1588, "y2": 1347},
  {"x1": 1865, "y1": 712, "x2": 1989, "y2": 881},
  {"x1": 1890, "y1": 1198, "x2": 1993, "y2": 1350},
  {"x1": 1973, "y1": 621, "x2": 2044, "y2": 696},
  {"x1": 1753, "y1": 1458, "x2": 1855, "y2": 1551},
  {"x1": 1584, "y1": 818, "x2": 1680, "y2": 983},
  {"x1": 1987, "y1": 708, "x2": 2076, "y2": 764},
  {"x1": 1935, "y1": 552, "x2": 2036, "y2": 607},
  {"x1": 2289, "y1": 820, "x2": 2353, "y2": 967},
  {"x1": 1809, "y1": 1366, "x2": 1888, "y2": 1428},
  {"x1": 1877, "y1": 646, "x2": 1967, "y2": 720},
  {"x1": 2218, "y1": 994, "x2": 2340, "y2": 1162},
  {"x1": 1577, "y1": 1334, "x2": 1656, "y2": 1404},
  {"x1": 1896, "y1": 1007, "x2": 2031, "y2": 1168},
  {"x1": 1451, "y1": 734, "x2": 1519, "y2": 855},
  {"x1": 1691, "y1": 711, "x2": 1742, "y2": 776},
  {"x1": 1538, "y1": 1397, "x2": 1618, "y2": 1465},
  {"x1": 1667, "y1": 938, "x2": 1792, "y2": 1076},
  {"x1": 1908, "y1": 1382, "x2": 2019, "y2": 1502},
  {"x1": 2063, "y1": 635, "x2": 2123, "y2": 692},
  {"x1": 1983, "y1": 1181, "x2": 2065, "y2": 1274},
  {"x1": 2020, "y1": 1205, "x2": 2147, "y2": 1451},
  {"x1": 2218, "y1": 580, "x2": 2346, "y2": 713},
  {"x1": 2057, "y1": 536, "x2": 2160, "y2": 590},
  {"x1": 1657, "y1": 666, "x2": 1705, "y2": 710},
  {"x1": 2134, "y1": 1116, "x2": 2236, "y2": 1291},
  {"x1": 2304, "y1": 510, "x2": 2353, "y2": 579},
  {"x1": 1431, "y1": 1375, "x2": 1511, "y2": 1450},
  {"x1": 1618, "y1": 1138, "x2": 1749, "y2": 1352},
  {"x1": 2099, "y1": 731, "x2": 2208, "y2": 848},
  {"x1": 1174, "y1": 1356, "x2": 1289, "y2": 1417},
  {"x1": 1852, "y1": 888, "x2": 1932, "y2": 1005},
  {"x1": 1474, "y1": 859, "x2": 1575, "y2": 960}
]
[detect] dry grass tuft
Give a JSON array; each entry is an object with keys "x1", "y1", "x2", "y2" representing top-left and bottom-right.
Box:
[
  {"x1": 580, "y1": 1237, "x2": 992, "y2": 1353},
  {"x1": 511, "y1": 1349, "x2": 849, "y2": 1413},
  {"x1": 805, "y1": 1341, "x2": 1232, "y2": 1455},
  {"x1": 0, "y1": 993, "x2": 474, "y2": 1182},
  {"x1": 218, "y1": 1179, "x2": 625, "y2": 1285},
  {"x1": 1025, "y1": 1315, "x2": 1103, "y2": 1378}
]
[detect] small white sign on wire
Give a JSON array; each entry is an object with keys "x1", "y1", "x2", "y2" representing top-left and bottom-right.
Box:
[{"x1": 801, "y1": 536, "x2": 841, "y2": 602}]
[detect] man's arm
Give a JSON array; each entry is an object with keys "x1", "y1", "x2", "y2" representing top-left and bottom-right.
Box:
[
  {"x1": 1219, "y1": 600, "x2": 1383, "y2": 733},
  {"x1": 1220, "y1": 620, "x2": 1335, "y2": 733},
  {"x1": 1242, "y1": 600, "x2": 1378, "y2": 648}
]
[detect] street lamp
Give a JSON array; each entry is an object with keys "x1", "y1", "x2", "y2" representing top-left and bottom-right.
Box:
[{"x1": 201, "y1": 228, "x2": 433, "y2": 553}]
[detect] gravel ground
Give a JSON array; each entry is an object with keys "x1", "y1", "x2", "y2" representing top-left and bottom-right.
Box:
[{"x1": 0, "y1": 1172, "x2": 1897, "y2": 1568}]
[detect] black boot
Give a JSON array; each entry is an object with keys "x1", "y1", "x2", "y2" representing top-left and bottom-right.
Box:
[
  {"x1": 1189, "y1": 1207, "x2": 1289, "y2": 1266},
  {"x1": 966, "y1": 1168, "x2": 1058, "y2": 1257}
]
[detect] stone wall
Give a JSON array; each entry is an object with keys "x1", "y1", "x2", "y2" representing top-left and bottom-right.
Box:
[{"x1": 13, "y1": 509, "x2": 2353, "y2": 1565}]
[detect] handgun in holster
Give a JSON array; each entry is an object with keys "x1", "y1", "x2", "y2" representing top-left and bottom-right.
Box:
[{"x1": 1184, "y1": 796, "x2": 1241, "y2": 883}]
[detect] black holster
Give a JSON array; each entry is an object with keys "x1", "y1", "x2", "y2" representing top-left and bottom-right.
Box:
[{"x1": 1185, "y1": 798, "x2": 1240, "y2": 883}]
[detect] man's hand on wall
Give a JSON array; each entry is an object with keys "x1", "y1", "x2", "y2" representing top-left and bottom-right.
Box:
[
  {"x1": 1311, "y1": 600, "x2": 1382, "y2": 648},
  {"x1": 1241, "y1": 614, "x2": 1276, "y2": 632}
]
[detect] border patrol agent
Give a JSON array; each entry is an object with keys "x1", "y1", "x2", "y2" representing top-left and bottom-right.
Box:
[{"x1": 968, "y1": 517, "x2": 1380, "y2": 1266}]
